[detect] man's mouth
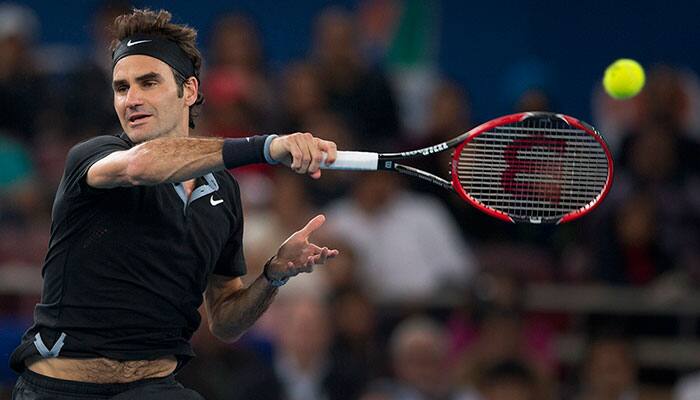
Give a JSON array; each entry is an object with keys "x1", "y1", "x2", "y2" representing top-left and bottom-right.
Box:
[{"x1": 127, "y1": 113, "x2": 152, "y2": 126}]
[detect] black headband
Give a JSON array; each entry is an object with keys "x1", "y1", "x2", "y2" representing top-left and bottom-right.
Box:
[{"x1": 112, "y1": 35, "x2": 196, "y2": 79}]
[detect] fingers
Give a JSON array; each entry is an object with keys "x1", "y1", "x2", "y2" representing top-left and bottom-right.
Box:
[
  {"x1": 298, "y1": 214, "x2": 326, "y2": 238},
  {"x1": 307, "y1": 243, "x2": 324, "y2": 253},
  {"x1": 315, "y1": 247, "x2": 331, "y2": 265},
  {"x1": 307, "y1": 247, "x2": 339, "y2": 266},
  {"x1": 272, "y1": 244, "x2": 339, "y2": 281},
  {"x1": 307, "y1": 138, "x2": 325, "y2": 175},
  {"x1": 301, "y1": 254, "x2": 315, "y2": 273},
  {"x1": 318, "y1": 139, "x2": 338, "y2": 165},
  {"x1": 282, "y1": 132, "x2": 337, "y2": 177},
  {"x1": 287, "y1": 136, "x2": 308, "y2": 172},
  {"x1": 285, "y1": 133, "x2": 312, "y2": 174},
  {"x1": 301, "y1": 247, "x2": 339, "y2": 273},
  {"x1": 287, "y1": 140, "x2": 303, "y2": 170},
  {"x1": 298, "y1": 133, "x2": 314, "y2": 174}
]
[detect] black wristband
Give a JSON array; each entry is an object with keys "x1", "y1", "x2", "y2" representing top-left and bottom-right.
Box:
[
  {"x1": 222, "y1": 135, "x2": 269, "y2": 169},
  {"x1": 263, "y1": 257, "x2": 289, "y2": 287}
]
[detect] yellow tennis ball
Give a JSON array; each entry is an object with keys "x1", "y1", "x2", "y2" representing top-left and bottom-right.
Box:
[{"x1": 603, "y1": 59, "x2": 646, "y2": 99}]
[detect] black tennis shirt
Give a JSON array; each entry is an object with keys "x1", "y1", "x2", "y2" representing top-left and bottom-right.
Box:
[{"x1": 10, "y1": 133, "x2": 247, "y2": 372}]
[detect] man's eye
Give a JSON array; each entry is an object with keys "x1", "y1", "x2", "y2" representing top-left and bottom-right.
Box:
[{"x1": 144, "y1": 81, "x2": 157, "y2": 87}]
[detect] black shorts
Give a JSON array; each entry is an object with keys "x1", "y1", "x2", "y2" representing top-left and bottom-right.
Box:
[{"x1": 11, "y1": 370, "x2": 204, "y2": 400}]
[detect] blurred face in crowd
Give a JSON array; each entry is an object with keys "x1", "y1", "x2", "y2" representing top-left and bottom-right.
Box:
[
  {"x1": 584, "y1": 340, "x2": 636, "y2": 397},
  {"x1": 628, "y1": 125, "x2": 677, "y2": 181},
  {"x1": 393, "y1": 329, "x2": 449, "y2": 398},
  {"x1": 315, "y1": 9, "x2": 360, "y2": 70},
  {"x1": 478, "y1": 312, "x2": 522, "y2": 361},
  {"x1": 334, "y1": 291, "x2": 375, "y2": 340},
  {"x1": 615, "y1": 193, "x2": 656, "y2": 246},
  {"x1": 429, "y1": 83, "x2": 470, "y2": 136},
  {"x1": 112, "y1": 55, "x2": 197, "y2": 143},
  {"x1": 283, "y1": 63, "x2": 325, "y2": 118},
  {"x1": 211, "y1": 15, "x2": 262, "y2": 71},
  {"x1": 354, "y1": 173, "x2": 401, "y2": 214},
  {"x1": 640, "y1": 66, "x2": 688, "y2": 129}
]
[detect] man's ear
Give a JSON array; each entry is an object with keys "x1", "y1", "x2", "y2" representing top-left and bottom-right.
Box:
[{"x1": 183, "y1": 77, "x2": 199, "y2": 107}]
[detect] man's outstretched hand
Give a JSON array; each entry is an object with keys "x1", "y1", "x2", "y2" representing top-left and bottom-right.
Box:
[{"x1": 265, "y1": 215, "x2": 339, "y2": 282}]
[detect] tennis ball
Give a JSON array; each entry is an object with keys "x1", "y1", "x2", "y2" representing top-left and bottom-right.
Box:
[{"x1": 603, "y1": 59, "x2": 645, "y2": 99}]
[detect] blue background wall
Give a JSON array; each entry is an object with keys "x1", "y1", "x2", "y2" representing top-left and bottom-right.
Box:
[{"x1": 18, "y1": 0, "x2": 700, "y2": 122}]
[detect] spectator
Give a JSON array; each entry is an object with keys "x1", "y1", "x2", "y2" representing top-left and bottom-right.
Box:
[
  {"x1": 478, "y1": 360, "x2": 539, "y2": 400},
  {"x1": 206, "y1": 13, "x2": 275, "y2": 134},
  {"x1": 674, "y1": 371, "x2": 700, "y2": 400},
  {"x1": 177, "y1": 310, "x2": 281, "y2": 400},
  {"x1": 0, "y1": 133, "x2": 48, "y2": 267},
  {"x1": 278, "y1": 61, "x2": 328, "y2": 132},
  {"x1": 380, "y1": 316, "x2": 465, "y2": 400},
  {"x1": 312, "y1": 6, "x2": 400, "y2": 150},
  {"x1": 515, "y1": 88, "x2": 552, "y2": 113},
  {"x1": 448, "y1": 271, "x2": 557, "y2": 374},
  {"x1": 0, "y1": 3, "x2": 46, "y2": 143},
  {"x1": 573, "y1": 335, "x2": 639, "y2": 400},
  {"x1": 324, "y1": 172, "x2": 476, "y2": 305},
  {"x1": 274, "y1": 295, "x2": 366, "y2": 400},
  {"x1": 329, "y1": 286, "x2": 385, "y2": 380},
  {"x1": 202, "y1": 67, "x2": 264, "y2": 138},
  {"x1": 454, "y1": 306, "x2": 553, "y2": 394},
  {"x1": 593, "y1": 190, "x2": 673, "y2": 285},
  {"x1": 409, "y1": 81, "x2": 485, "y2": 241},
  {"x1": 61, "y1": 0, "x2": 128, "y2": 140}
]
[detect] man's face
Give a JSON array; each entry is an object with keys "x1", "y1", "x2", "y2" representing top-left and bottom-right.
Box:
[{"x1": 112, "y1": 55, "x2": 189, "y2": 143}]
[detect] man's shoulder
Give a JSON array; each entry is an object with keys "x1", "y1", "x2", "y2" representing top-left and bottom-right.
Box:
[
  {"x1": 69, "y1": 133, "x2": 132, "y2": 153},
  {"x1": 65, "y1": 134, "x2": 133, "y2": 165}
]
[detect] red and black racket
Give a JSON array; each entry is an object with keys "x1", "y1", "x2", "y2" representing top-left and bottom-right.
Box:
[{"x1": 321, "y1": 112, "x2": 613, "y2": 224}]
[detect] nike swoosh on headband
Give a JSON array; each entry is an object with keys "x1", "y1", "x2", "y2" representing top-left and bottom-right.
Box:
[{"x1": 127, "y1": 39, "x2": 152, "y2": 47}]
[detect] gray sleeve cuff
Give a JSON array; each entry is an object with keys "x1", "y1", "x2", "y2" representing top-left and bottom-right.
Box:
[{"x1": 263, "y1": 134, "x2": 279, "y2": 165}]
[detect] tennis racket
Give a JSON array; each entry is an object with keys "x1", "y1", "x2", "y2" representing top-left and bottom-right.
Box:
[{"x1": 321, "y1": 112, "x2": 613, "y2": 224}]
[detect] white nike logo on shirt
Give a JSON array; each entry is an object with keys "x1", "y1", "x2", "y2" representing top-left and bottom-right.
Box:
[
  {"x1": 210, "y1": 196, "x2": 224, "y2": 206},
  {"x1": 127, "y1": 39, "x2": 152, "y2": 47}
]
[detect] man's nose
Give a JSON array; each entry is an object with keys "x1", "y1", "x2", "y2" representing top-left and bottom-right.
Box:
[{"x1": 125, "y1": 86, "x2": 144, "y2": 108}]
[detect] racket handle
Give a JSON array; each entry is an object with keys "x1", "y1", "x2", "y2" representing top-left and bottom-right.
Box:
[{"x1": 321, "y1": 151, "x2": 379, "y2": 171}]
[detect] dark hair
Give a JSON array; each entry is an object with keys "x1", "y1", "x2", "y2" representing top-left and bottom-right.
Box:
[
  {"x1": 111, "y1": 8, "x2": 204, "y2": 129},
  {"x1": 483, "y1": 359, "x2": 536, "y2": 387}
]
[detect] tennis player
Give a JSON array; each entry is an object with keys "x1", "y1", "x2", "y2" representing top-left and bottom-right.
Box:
[{"x1": 10, "y1": 8, "x2": 338, "y2": 400}]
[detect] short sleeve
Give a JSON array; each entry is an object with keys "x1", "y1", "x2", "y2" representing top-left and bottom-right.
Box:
[
  {"x1": 213, "y1": 173, "x2": 247, "y2": 277},
  {"x1": 62, "y1": 135, "x2": 131, "y2": 196}
]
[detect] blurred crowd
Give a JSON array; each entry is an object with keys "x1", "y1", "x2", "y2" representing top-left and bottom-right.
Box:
[{"x1": 1, "y1": 1, "x2": 700, "y2": 400}]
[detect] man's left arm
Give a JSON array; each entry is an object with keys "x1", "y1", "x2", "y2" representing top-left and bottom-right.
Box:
[
  {"x1": 204, "y1": 273, "x2": 277, "y2": 342},
  {"x1": 204, "y1": 215, "x2": 338, "y2": 342}
]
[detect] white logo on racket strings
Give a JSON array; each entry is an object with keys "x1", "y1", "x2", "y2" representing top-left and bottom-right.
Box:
[
  {"x1": 210, "y1": 196, "x2": 224, "y2": 206},
  {"x1": 127, "y1": 39, "x2": 152, "y2": 46},
  {"x1": 401, "y1": 143, "x2": 448, "y2": 157}
]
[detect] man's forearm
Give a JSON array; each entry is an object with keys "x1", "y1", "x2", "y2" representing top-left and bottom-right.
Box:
[
  {"x1": 208, "y1": 275, "x2": 278, "y2": 342},
  {"x1": 128, "y1": 135, "x2": 271, "y2": 185},
  {"x1": 129, "y1": 137, "x2": 225, "y2": 184}
]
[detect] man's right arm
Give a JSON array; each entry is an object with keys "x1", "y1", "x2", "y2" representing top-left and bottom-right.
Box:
[
  {"x1": 86, "y1": 136, "x2": 226, "y2": 188},
  {"x1": 86, "y1": 133, "x2": 338, "y2": 189}
]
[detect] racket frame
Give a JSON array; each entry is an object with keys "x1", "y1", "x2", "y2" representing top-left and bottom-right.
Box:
[{"x1": 326, "y1": 112, "x2": 614, "y2": 224}]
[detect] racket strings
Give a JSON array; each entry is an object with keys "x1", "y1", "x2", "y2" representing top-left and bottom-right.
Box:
[{"x1": 456, "y1": 117, "x2": 609, "y2": 221}]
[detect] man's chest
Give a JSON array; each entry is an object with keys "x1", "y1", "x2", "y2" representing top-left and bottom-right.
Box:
[
  {"x1": 79, "y1": 174, "x2": 239, "y2": 269},
  {"x1": 136, "y1": 175, "x2": 236, "y2": 239}
]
